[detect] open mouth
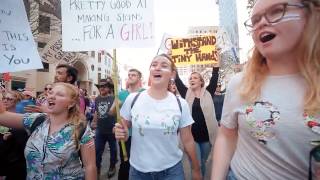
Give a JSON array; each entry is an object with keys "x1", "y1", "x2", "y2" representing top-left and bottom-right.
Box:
[
  {"x1": 153, "y1": 74, "x2": 162, "y2": 78},
  {"x1": 260, "y1": 33, "x2": 276, "y2": 43},
  {"x1": 48, "y1": 101, "x2": 55, "y2": 108}
]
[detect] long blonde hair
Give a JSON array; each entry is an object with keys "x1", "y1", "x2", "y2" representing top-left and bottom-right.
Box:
[
  {"x1": 240, "y1": 0, "x2": 320, "y2": 115},
  {"x1": 53, "y1": 83, "x2": 86, "y2": 150}
]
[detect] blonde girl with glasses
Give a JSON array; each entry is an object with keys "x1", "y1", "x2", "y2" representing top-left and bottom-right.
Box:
[{"x1": 212, "y1": 0, "x2": 320, "y2": 179}]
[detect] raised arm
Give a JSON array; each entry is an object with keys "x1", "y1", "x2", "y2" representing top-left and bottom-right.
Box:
[
  {"x1": 206, "y1": 67, "x2": 220, "y2": 98},
  {"x1": 0, "y1": 100, "x2": 24, "y2": 129},
  {"x1": 174, "y1": 71, "x2": 188, "y2": 98}
]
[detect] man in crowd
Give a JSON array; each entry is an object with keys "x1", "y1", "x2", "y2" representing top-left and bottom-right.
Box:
[
  {"x1": 54, "y1": 64, "x2": 78, "y2": 85},
  {"x1": 92, "y1": 79, "x2": 117, "y2": 178},
  {"x1": 117, "y1": 68, "x2": 144, "y2": 180},
  {"x1": 25, "y1": 64, "x2": 78, "y2": 113}
]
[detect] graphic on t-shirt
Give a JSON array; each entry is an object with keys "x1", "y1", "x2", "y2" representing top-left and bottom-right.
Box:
[
  {"x1": 132, "y1": 112, "x2": 181, "y2": 136},
  {"x1": 162, "y1": 114, "x2": 180, "y2": 135},
  {"x1": 97, "y1": 102, "x2": 109, "y2": 118},
  {"x1": 303, "y1": 112, "x2": 320, "y2": 135},
  {"x1": 244, "y1": 101, "x2": 280, "y2": 144}
]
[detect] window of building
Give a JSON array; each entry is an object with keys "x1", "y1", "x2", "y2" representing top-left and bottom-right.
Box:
[
  {"x1": 79, "y1": 51, "x2": 88, "y2": 55},
  {"x1": 98, "y1": 53, "x2": 101, "y2": 63},
  {"x1": 91, "y1": 65, "x2": 94, "y2": 71},
  {"x1": 91, "y1": 51, "x2": 95, "y2": 58},
  {"x1": 11, "y1": 80, "x2": 26, "y2": 91},
  {"x1": 98, "y1": 67, "x2": 101, "y2": 71},
  {"x1": 98, "y1": 73, "x2": 101, "y2": 82},
  {"x1": 37, "y1": 62, "x2": 49, "y2": 72},
  {"x1": 39, "y1": 15, "x2": 50, "y2": 34},
  {"x1": 38, "y1": 42, "x2": 46, "y2": 48}
]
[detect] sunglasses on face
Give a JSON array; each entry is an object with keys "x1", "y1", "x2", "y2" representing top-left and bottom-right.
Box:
[{"x1": 44, "y1": 88, "x2": 52, "y2": 91}]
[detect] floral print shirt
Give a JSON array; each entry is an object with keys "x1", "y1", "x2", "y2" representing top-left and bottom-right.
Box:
[
  {"x1": 221, "y1": 73, "x2": 319, "y2": 179},
  {"x1": 23, "y1": 113, "x2": 94, "y2": 180}
]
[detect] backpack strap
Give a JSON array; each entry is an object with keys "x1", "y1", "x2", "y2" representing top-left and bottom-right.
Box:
[
  {"x1": 29, "y1": 114, "x2": 46, "y2": 135},
  {"x1": 131, "y1": 92, "x2": 142, "y2": 109},
  {"x1": 78, "y1": 121, "x2": 87, "y2": 141},
  {"x1": 176, "y1": 96, "x2": 182, "y2": 113},
  {"x1": 30, "y1": 114, "x2": 86, "y2": 142}
]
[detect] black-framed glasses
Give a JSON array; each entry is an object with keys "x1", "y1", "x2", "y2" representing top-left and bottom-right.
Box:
[
  {"x1": 44, "y1": 87, "x2": 52, "y2": 91},
  {"x1": 244, "y1": 2, "x2": 306, "y2": 31},
  {"x1": 99, "y1": 85, "x2": 108, "y2": 89}
]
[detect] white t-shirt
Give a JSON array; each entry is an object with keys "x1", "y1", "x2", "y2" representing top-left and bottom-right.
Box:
[
  {"x1": 120, "y1": 90, "x2": 194, "y2": 172},
  {"x1": 221, "y1": 73, "x2": 320, "y2": 179}
]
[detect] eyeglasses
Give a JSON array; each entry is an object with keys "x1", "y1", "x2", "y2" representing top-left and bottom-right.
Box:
[
  {"x1": 2, "y1": 97, "x2": 15, "y2": 101},
  {"x1": 244, "y1": 2, "x2": 306, "y2": 31},
  {"x1": 44, "y1": 88, "x2": 52, "y2": 91}
]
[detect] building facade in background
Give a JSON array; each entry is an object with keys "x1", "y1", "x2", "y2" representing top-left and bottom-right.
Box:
[
  {"x1": 2, "y1": 0, "x2": 113, "y2": 96},
  {"x1": 217, "y1": 0, "x2": 239, "y2": 61}
]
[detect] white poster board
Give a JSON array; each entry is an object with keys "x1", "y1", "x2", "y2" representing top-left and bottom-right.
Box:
[
  {"x1": 62, "y1": 0, "x2": 154, "y2": 51},
  {"x1": 0, "y1": 0, "x2": 43, "y2": 73}
]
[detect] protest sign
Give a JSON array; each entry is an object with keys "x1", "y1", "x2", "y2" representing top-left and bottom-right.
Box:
[
  {"x1": 41, "y1": 36, "x2": 78, "y2": 64},
  {"x1": 0, "y1": 0, "x2": 43, "y2": 73},
  {"x1": 171, "y1": 35, "x2": 218, "y2": 66},
  {"x1": 61, "y1": 0, "x2": 154, "y2": 51},
  {"x1": 158, "y1": 33, "x2": 172, "y2": 54}
]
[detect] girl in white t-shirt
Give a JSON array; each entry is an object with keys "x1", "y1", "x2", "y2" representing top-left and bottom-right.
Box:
[
  {"x1": 212, "y1": 0, "x2": 320, "y2": 180},
  {"x1": 115, "y1": 54, "x2": 201, "y2": 180}
]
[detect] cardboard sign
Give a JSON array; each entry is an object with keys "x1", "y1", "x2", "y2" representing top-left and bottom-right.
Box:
[
  {"x1": 61, "y1": 0, "x2": 155, "y2": 51},
  {"x1": 0, "y1": 0, "x2": 43, "y2": 73},
  {"x1": 171, "y1": 35, "x2": 218, "y2": 66},
  {"x1": 41, "y1": 36, "x2": 78, "y2": 64}
]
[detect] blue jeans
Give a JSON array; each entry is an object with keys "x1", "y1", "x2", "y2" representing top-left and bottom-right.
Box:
[
  {"x1": 227, "y1": 168, "x2": 237, "y2": 180},
  {"x1": 195, "y1": 141, "x2": 211, "y2": 176},
  {"x1": 95, "y1": 130, "x2": 117, "y2": 169},
  {"x1": 129, "y1": 161, "x2": 185, "y2": 180}
]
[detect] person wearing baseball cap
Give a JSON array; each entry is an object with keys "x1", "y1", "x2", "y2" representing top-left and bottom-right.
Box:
[{"x1": 93, "y1": 78, "x2": 117, "y2": 178}]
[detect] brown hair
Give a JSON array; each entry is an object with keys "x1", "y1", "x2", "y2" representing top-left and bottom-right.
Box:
[{"x1": 155, "y1": 53, "x2": 177, "y2": 72}]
